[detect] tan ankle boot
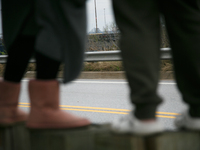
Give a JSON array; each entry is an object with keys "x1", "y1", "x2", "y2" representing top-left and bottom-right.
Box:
[
  {"x1": 0, "y1": 80, "x2": 28, "y2": 126},
  {"x1": 26, "y1": 80, "x2": 90, "y2": 129}
]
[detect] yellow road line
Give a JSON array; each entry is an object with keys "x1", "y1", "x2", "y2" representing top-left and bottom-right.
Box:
[
  {"x1": 156, "y1": 115, "x2": 176, "y2": 119},
  {"x1": 19, "y1": 103, "x2": 129, "y2": 111},
  {"x1": 19, "y1": 102, "x2": 30, "y2": 105},
  {"x1": 61, "y1": 108, "x2": 128, "y2": 114},
  {"x1": 156, "y1": 112, "x2": 180, "y2": 115},
  {"x1": 18, "y1": 105, "x2": 176, "y2": 118},
  {"x1": 60, "y1": 105, "x2": 129, "y2": 112},
  {"x1": 18, "y1": 103, "x2": 179, "y2": 117},
  {"x1": 18, "y1": 105, "x2": 30, "y2": 108}
]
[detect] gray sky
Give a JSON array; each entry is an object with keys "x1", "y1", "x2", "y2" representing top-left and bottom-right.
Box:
[{"x1": 0, "y1": 0, "x2": 115, "y2": 34}]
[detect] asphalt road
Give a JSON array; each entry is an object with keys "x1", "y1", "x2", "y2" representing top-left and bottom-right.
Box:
[{"x1": 19, "y1": 79, "x2": 187, "y2": 130}]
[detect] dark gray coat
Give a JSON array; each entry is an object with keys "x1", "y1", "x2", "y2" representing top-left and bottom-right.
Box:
[{"x1": 2, "y1": 0, "x2": 86, "y2": 83}]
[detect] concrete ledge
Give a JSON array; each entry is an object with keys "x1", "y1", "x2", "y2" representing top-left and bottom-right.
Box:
[
  {"x1": 0, "y1": 123, "x2": 30, "y2": 150},
  {"x1": 1, "y1": 124, "x2": 200, "y2": 150},
  {"x1": 146, "y1": 131, "x2": 200, "y2": 150},
  {"x1": 24, "y1": 71, "x2": 174, "y2": 80}
]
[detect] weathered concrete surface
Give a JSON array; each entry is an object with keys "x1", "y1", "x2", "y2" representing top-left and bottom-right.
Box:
[
  {"x1": 30, "y1": 124, "x2": 145, "y2": 150},
  {"x1": 23, "y1": 71, "x2": 174, "y2": 80},
  {"x1": 146, "y1": 131, "x2": 200, "y2": 150},
  {"x1": 0, "y1": 124, "x2": 200, "y2": 150},
  {"x1": 0, "y1": 123, "x2": 30, "y2": 150}
]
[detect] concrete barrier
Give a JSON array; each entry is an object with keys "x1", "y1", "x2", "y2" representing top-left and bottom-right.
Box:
[
  {"x1": 0, "y1": 123, "x2": 30, "y2": 150},
  {"x1": 146, "y1": 131, "x2": 200, "y2": 150},
  {"x1": 1, "y1": 124, "x2": 200, "y2": 150}
]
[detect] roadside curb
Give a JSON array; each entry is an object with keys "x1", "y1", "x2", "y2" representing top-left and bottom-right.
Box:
[{"x1": 24, "y1": 71, "x2": 174, "y2": 80}]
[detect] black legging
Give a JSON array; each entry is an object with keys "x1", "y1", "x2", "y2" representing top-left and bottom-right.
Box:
[{"x1": 4, "y1": 35, "x2": 61, "y2": 83}]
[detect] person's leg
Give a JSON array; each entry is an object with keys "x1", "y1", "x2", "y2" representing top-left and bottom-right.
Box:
[
  {"x1": 35, "y1": 51, "x2": 61, "y2": 80},
  {"x1": 161, "y1": 0, "x2": 200, "y2": 129},
  {"x1": 0, "y1": 35, "x2": 35, "y2": 125},
  {"x1": 111, "y1": 0, "x2": 164, "y2": 135},
  {"x1": 162, "y1": 0, "x2": 200, "y2": 116},
  {"x1": 26, "y1": 52, "x2": 90, "y2": 128},
  {"x1": 112, "y1": 0, "x2": 162, "y2": 120},
  {"x1": 4, "y1": 36, "x2": 36, "y2": 82},
  {"x1": 24, "y1": 0, "x2": 90, "y2": 129}
]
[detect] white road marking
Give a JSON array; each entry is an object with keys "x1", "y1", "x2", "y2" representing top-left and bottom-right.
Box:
[
  {"x1": 72, "y1": 81, "x2": 127, "y2": 84},
  {"x1": 22, "y1": 79, "x2": 176, "y2": 85},
  {"x1": 73, "y1": 81, "x2": 176, "y2": 85}
]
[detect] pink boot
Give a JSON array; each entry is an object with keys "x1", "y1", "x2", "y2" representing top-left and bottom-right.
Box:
[
  {"x1": 26, "y1": 80, "x2": 90, "y2": 129},
  {"x1": 0, "y1": 80, "x2": 28, "y2": 126}
]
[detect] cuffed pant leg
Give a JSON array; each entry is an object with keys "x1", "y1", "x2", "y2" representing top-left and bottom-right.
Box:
[
  {"x1": 161, "y1": 0, "x2": 200, "y2": 117},
  {"x1": 112, "y1": 0, "x2": 162, "y2": 119}
]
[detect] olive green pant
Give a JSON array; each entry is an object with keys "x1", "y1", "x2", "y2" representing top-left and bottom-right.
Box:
[{"x1": 112, "y1": 0, "x2": 200, "y2": 119}]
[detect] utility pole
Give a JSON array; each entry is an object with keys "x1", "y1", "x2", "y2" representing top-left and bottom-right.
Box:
[
  {"x1": 94, "y1": 0, "x2": 98, "y2": 33},
  {"x1": 104, "y1": 8, "x2": 106, "y2": 27}
]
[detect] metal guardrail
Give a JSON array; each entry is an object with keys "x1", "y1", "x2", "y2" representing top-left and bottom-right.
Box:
[
  {"x1": 85, "y1": 48, "x2": 171, "y2": 61},
  {"x1": 0, "y1": 48, "x2": 171, "y2": 63},
  {"x1": 160, "y1": 48, "x2": 172, "y2": 60},
  {"x1": 0, "y1": 55, "x2": 7, "y2": 63},
  {"x1": 0, "y1": 56, "x2": 36, "y2": 64},
  {"x1": 85, "y1": 50, "x2": 122, "y2": 62}
]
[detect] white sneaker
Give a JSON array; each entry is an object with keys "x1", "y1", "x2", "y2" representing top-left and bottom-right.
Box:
[
  {"x1": 175, "y1": 110, "x2": 200, "y2": 130},
  {"x1": 111, "y1": 113, "x2": 164, "y2": 136}
]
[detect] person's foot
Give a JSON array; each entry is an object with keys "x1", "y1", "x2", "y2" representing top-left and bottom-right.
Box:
[
  {"x1": 112, "y1": 113, "x2": 164, "y2": 136},
  {"x1": 26, "y1": 80, "x2": 90, "y2": 129},
  {"x1": 175, "y1": 110, "x2": 200, "y2": 130},
  {"x1": 0, "y1": 80, "x2": 28, "y2": 126},
  {"x1": 26, "y1": 108, "x2": 91, "y2": 129}
]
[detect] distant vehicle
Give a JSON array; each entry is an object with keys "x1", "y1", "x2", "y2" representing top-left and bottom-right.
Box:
[{"x1": 0, "y1": 39, "x2": 7, "y2": 55}]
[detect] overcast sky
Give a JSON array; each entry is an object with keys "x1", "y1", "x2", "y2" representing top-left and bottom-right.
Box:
[{"x1": 0, "y1": 0, "x2": 115, "y2": 34}]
